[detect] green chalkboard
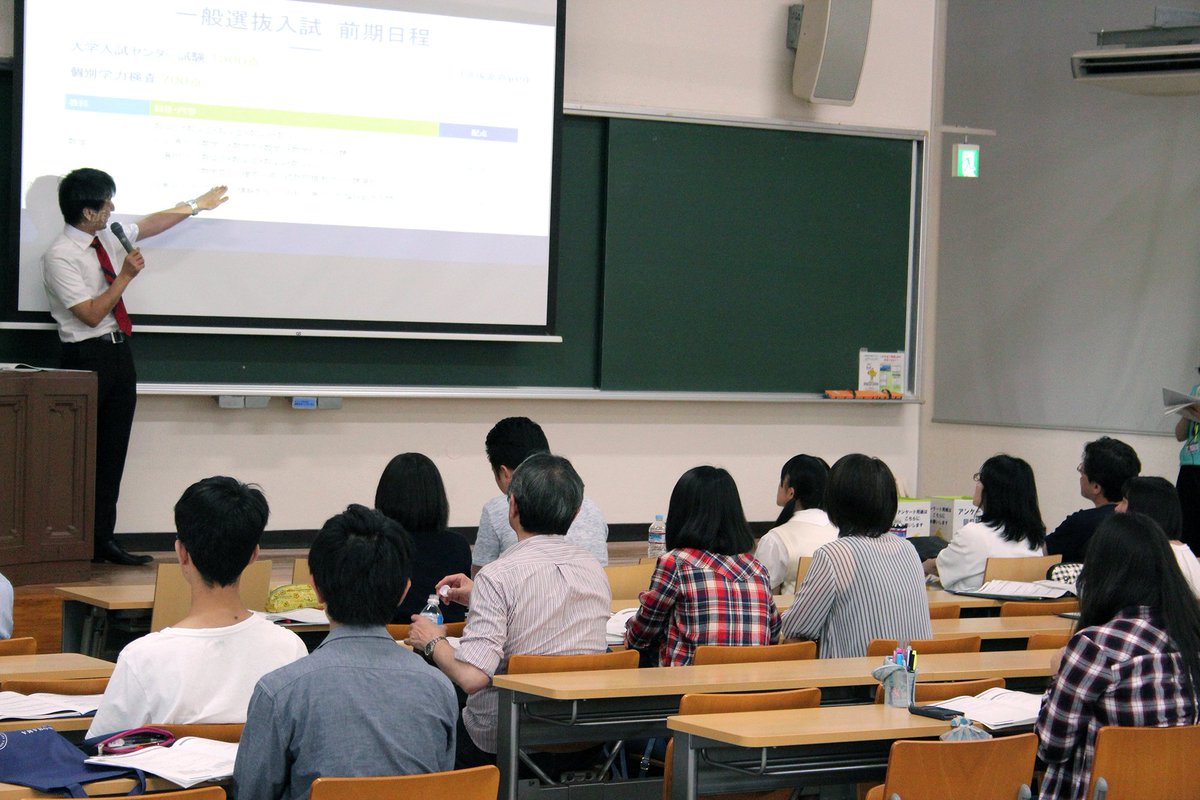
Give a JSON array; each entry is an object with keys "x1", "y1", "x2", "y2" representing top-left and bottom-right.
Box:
[{"x1": 1, "y1": 102, "x2": 917, "y2": 393}]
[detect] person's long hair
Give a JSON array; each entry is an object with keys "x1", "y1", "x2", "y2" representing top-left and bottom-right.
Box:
[
  {"x1": 1077, "y1": 513, "x2": 1200, "y2": 699},
  {"x1": 774, "y1": 454, "x2": 830, "y2": 526},
  {"x1": 665, "y1": 466, "x2": 755, "y2": 555},
  {"x1": 977, "y1": 454, "x2": 1045, "y2": 548}
]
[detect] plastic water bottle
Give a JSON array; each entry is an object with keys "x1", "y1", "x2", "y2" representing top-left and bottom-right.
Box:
[
  {"x1": 420, "y1": 594, "x2": 443, "y2": 625},
  {"x1": 647, "y1": 514, "x2": 666, "y2": 559}
]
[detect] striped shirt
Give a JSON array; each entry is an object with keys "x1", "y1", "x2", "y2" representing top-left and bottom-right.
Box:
[
  {"x1": 1036, "y1": 606, "x2": 1200, "y2": 800},
  {"x1": 778, "y1": 534, "x2": 930, "y2": 658},
  {"x1": 455, "y1": 534, "x2": 611, "y2": 753},
  {"x1": 624, "y1": 549, "x2": 780, "y2": 667}
]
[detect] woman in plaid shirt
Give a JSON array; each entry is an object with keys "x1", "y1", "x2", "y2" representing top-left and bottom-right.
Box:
[
  {"x1": 1035, "y1": 512, "x2": 1200, "y2": 800},
  {"x1": 624, "y1": 466, "x2": 780, "y2": 666}
]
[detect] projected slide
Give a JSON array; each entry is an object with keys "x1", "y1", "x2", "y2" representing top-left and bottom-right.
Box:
[{"x1": 18, "y1": 0, "x2": 560, "y2": 331}]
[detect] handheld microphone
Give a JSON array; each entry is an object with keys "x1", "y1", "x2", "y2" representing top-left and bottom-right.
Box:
[{"x1": 109, "y1": 222, "x2": 135, "y2": 253}]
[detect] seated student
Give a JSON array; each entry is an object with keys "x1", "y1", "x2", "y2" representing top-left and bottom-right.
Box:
[
  {"x1": 779, "y1": 454, "x2": 930, "y2": 658},
  {"x1": 924, "y1": 454, "x2": 1046, "y2": 592},
  {"x1": 472, "y1": 416, "x2": 609, "y2": 572},
  {"x1": 87, "y1": 477, "x2": 308, "y2": 737},
  {"x1": 1036, "y1": 513, "x2": 1200, "y2": 800},
  {"x1": 753, "y1": 454, "x2": 838, "y2": 594},
  {"x1": 626, "y1": 466, "x2": 779, "y2": 666},
  {"x1": 375, "y1": 452, "x2": 471, "y2": 624},
  {"x1": 234, "y1": 505, "x2": 457, "y2": 800},
  {"x1": 407, "y1": 453, "x2": 611, "y2": 768},
  {"x1": 0, "y1": 570, "x2": 12, "y2": 639},
  {"x1": 1045, "y1": 436, "x2": 1140, "y2": 563},
  {"x1": 1118, "y1": 476, "x2": 1200, "y2": 597}
]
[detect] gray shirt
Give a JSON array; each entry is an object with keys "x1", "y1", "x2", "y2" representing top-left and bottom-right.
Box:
[
  {"x1": 472, "y1": 494, "x2": 609, "y2": 567},
  {"x1": 232, "y1": 625, "x2": 457, "y2": 800}
]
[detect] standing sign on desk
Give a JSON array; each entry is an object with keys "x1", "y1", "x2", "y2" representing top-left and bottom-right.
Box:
[{"x1": 859, "y1": 350, "x2": 905, "y2": 393}]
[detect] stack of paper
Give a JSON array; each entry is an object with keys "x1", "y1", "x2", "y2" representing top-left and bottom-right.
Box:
[
  {"x1": 607, "y1": 608, "x2": 637, "y2": 645},
  {"x1": 259, "y1": 607, "x2": 329, "y2": 625},
  {"x1": 85, "y1": 737, "x2": 238, "y2": 788},
  {"x1": 959, "y1": 579, "x2": 1073, "y2": 599},
  {"x1": 931, "y1": 687, "x2": 1044, "y2": 731},
  {"x1": 0, "y1": 691, "x2": 102, "y2": 720}
]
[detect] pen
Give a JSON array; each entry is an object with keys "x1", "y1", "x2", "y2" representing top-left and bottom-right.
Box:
[{"x1": 909, "y1": 650, "x2": 917, "y2": 671}]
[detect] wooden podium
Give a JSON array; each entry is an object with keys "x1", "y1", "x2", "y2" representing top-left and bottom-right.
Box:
[{"x1": 0, "y1": 368, "x2": 97, "y2": 585}]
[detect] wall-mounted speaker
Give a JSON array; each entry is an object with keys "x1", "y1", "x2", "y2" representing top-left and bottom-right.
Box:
[{"x1": 791, "y1": 0, "x2": 873, "y2": 105}]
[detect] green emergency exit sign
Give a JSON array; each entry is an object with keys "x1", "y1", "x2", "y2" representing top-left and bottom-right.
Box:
[{"x1": 952, "y1": 143, "x2": 980, "y2": 178}]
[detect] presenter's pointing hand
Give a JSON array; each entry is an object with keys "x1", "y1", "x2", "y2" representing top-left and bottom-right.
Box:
[
  {"x1": 195, "y1": 185, "x2": 229, "y2": 212},
  {"x1": 120, "y1": 250, "x2": 145, "y2": 279}
]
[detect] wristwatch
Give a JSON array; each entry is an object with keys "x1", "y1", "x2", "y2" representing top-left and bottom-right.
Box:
[
  {"x1": 182, "y1": 199, "x2": 200, "y2": 216},
  {"x1": 424, "y1": 635, "x2": 447, "y2": 657}
]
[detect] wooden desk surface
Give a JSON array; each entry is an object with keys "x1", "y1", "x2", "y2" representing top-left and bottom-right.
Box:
[
  {"x1": 0, "y1": 776, "x2": 178, "y2": 799},
  {"x1": 668, "y1": 703, "x2": 951, "y2": 748},
  {"x1": 0, "y1": 653, "x2": 115, "y2": 681},
  {"x1": 56, "y1": 584, "x2": 154, "y2": 610},
  {"x1": 615, "y1": 590, "x2": 1003, "y2": 614},
  {"x1": 0, "y1": 716, "x2": 92, "y2": 733},
  {"x1": 493, "y1": 649, "x2": 1056, "y2": 700},
  {"x1": 930, "y1": 615, "x2": 1073, "y2": 640}
]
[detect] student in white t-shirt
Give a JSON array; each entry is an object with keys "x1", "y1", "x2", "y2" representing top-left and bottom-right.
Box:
[
  {"x1": 87, "y1": 477, "x2": 308, "y2": 737},
  {"x1": 1118, "y1": 476, "x2": 1200, "y2": 598},
  {"x1": 754, "y1": 454, "x2": 838, "y2": 594}
]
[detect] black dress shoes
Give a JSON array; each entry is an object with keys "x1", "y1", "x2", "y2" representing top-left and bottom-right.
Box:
[{"x1": 93, "y1": 540, "x2": 153, "y2": 566}]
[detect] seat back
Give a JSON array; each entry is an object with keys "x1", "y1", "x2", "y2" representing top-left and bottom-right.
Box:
[
  {"x1": 507, "y1": 649, "x2": 639, "y2": 674},
  {"x1": 982, "y1": 554, "x2": 1062, "y2": 583},
  {"x1": 999, "y1": 599, "x2": 1079, "y2": 618},
  {"x1": 151, "y1": 559, "x2": 273, "y2": 631},
  {"x1": 865, "y1": 635, "x2": 982, "y2": 658},
  {"x1": 878, "y1": 733, "x2": 1037, "y2": 800},
  {"x1": 928, "y1": 603, "x2": 961, "y2": 619},
  {"x1": 1026, "y1": 632, "x2": 1072, "y2": 650},
  {"x1": 0, "y1": 636, "x2": 37, "y2": 656},
  {"x1": 155, "y1": 723, "x2": 244, "y2": 743},
  {"x1": 1, "y1": 677, "x2": 109, "y2": 694},
  {"x1": 795, "y1": 556, "x2": 814, "y2": 585},
  {"x1": 310, "y1": 765, "x2": 500, "y2": 800},
  {"x1": 124, "y1": 789, "x2": 226, "y2": 800},
  {"x1": 874, "y1": 676, "x2": 1005, "y2": 704},
  {"x1": 604, "y1": 562, "x2": 656, "y2": 599},
  {"x1": 1087, "y1": 725, "x2": 1200, "y2": 800},
  {"x1": 388, "y1": 621, "x2": 466, "y2": 641},
  {"x1": 291, "y1": 558, "x2": 311, "y2": 586},
  {"x1": 692, "y1": 641, "x2": 817, "y2": 665}
]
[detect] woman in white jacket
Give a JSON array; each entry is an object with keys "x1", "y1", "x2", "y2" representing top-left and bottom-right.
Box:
[{"x1": 925, "y1": 454, "x2": 1046, "y2": 591}]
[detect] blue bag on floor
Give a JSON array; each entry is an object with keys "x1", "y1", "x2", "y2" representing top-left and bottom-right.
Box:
[{"x1": 0, "y1": 725, "x2": 144, "y2": 797}]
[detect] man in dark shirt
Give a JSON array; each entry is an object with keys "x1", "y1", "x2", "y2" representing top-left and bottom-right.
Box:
[{"x1": 1045, "y1": 437, "x2": 1140, "y2": 563}]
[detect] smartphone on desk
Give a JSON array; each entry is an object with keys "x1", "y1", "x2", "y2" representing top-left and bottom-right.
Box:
[{"x1": 907, "y1": 704, "x2": 961, "y2": 721}]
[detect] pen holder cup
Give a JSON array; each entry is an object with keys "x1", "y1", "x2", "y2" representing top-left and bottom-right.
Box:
[{"x1": 884, "y1": 669, "x2": 917, "y2": 708}]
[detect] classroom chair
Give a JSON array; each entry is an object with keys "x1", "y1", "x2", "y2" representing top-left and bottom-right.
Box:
[
  {"x1": 864, "y1": 732, "x2": 1038, "y2": 800},
  {"x1": 794, "y1": 555, "x2": 814, "y2": 585},
  {"x1": 387, "y1": 621, "x2": 466, "y2": 641},
  {"x1": 0, "y1": 636, "x2": 37, "y2": 656},
  {"x1": 1086, "y1": 725, "x2": 1200, "y2": 800},
  {"x1": 127, "y1": 789, "x2": 226, "y2": 800},
  {"x1": 291, "y1": 557, "x2": 311, "y2": 586},
  {"x1": 604, "y1": 562, "x2": 656, "y2": 600},
  {"x1": 692, "y1": 641, "x2": 817, "y2": 665},
  {"x1": 865, "y1": 635, "x2": 982, "y2": 658},
  {"x1": 155, "y1": 723, "x2": 244, "y2": 743},
  {"x1": 150, "y1": 559, "x2": 273, "y2": 632},
  {"x1": 664, "y1": 688, "x2": 822, "y2": 800},
  {"x1": 638, "y1": 556, "x2": 659, "y2": 565},
  {"x1": 1, "y1": 677, "x2": 109, "y2": 694},
  {"x1": 1026, "y1": 632, "x2": 1071, "y2": 651},
  {"x1": 981, "y1": 555, "x2": 1062, "y2": 583},
  {"x1": 999, "y1": 600, "x2": 1079, "y2": 618},
  {"x1": 928, "y1": 603, "x2": 961, "y2": 619},
  {"x1": 873, "y1": 676, "x2": 1005, "y2": 705},
  {"x1": 309, "y1": 765, "x2": 499, "y2": 800},
  {"x1": 506, "y1": 650, "x2": 639, "y2": 785}
]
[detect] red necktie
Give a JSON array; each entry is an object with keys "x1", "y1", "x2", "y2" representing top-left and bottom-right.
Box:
[{"x1": 91, "y1": 237, "x2": 132, "y2": 336}]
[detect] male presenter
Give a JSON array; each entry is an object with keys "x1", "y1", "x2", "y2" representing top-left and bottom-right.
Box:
[{"x1": 42, "y1": 168, "x2": 227, "y2": 566}]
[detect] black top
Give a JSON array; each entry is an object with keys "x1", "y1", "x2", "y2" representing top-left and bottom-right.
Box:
[
  {"x1": 1044, "y1": 503, "x2": 1115, "y2": 564},
  {"x1": 393, "y1": 528, "x2": 472, "y2": 624}
]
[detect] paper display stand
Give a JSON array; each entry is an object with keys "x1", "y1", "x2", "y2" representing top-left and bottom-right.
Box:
[
  {"x1": 930, "y1": 497, "x2": 979, "y2": 540},
  {"x1": 890, "y1": 498, "x2": 931, "y2": 538},
  {"x1": 859, "y1": 350, "x2": 905, "y2": 393}
]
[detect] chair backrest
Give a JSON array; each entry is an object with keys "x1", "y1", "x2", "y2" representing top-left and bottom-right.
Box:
[
  {"x1": 638, "y1": 555, "x2": 659, "y2": 565},
  {"x1": 155, "y1": 723, "x2": 244, "y2": 743},
  {"x1": 0, "y1": 636, "x2": 37, "y2": 656},
  {"x1": 1026, "y1": 632, "x2": 1072, "y2": 650},
  {"x1": 124, "y1": 788, "x2": 226, "y2": 800},
  {"x1": 291, "y1": 558, "x2": 311, "y2": 585},
  {"x1": 928, "y1": 602, "x2": 961, "y2": 620},
  {"x1": 1087, "y1": 725, "x2": 1200, "y2": 800},
  {"x1": 692, "y1": 641, "x2": 817, "y2": 665},
  {"x1": 387, "y1": 621, "x2": 466, "y2": 641},
  {"x1": 877, "y1": 733, "x2": 1037, "y2": 800},
  {"x1": 507, "y1": 649, "x2": 639, "y2": 674},
  {"x1": 874, "y1": 676, "x2": 1005, "y2": 704},
  {"x1": 982, "y1": 554, "x2": 1062, "y2": 583},
  {"x1": 151, "y1": 559, "x2": 274, "y2": 631},
  {"x1": 795, "y1": 555, "x2": 814, "y2": 585},
  {"x1": 999, "y1": 599, "x2": 1079, "y2": 618},
  {"x1": 1, "y1": 677, "x2": 109, "y2": 695},
  {"x1": 865, "y1": 635, "x2": 982, "y2": 658},
  {"x1": 309, "y1": 764, "x2": 500, "y2": 800},
  {"x1": 604, "y1": 562, "x2": 656, "y2": 599}
]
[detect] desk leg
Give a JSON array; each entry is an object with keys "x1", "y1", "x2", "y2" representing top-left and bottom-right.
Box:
[
  {"x1": 496, "y1": 688, "x2": 521, "y2": 800},
  {"x1": 671, "y1": 731, "x2": 699, "y2": 800},
  {"x1": 61, "y1": 600, "x2": 87, "y2": 654}
]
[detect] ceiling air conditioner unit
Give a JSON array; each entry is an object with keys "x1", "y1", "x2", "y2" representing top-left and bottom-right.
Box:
[{"x1": 1071, "y1": 43, "x2": 1200, "y2": 95}]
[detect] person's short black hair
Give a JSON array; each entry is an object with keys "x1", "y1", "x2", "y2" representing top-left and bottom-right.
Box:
[
  {"x1": 977, "y1": 454, "x2": 1046, "y2": 548},
  {"x1": 507, "y1": 452, "x2": 583, "y2": 536},
  {"x1": 1081, "y1": 436, "x2": 1141, "y2": 502},
  {"x1": 173, "y1": 476, "x2": 269, "y2": 587},
  {"x1": 58, "y1": 168, "x2": 115, "y2": 225},
  {"x1": 485, "y1": 416, "x2": 549, "y2": 474},
  {"x1": 374, "y1": 452, "x2": 450, "y2": 535},
  {"x1": 775, "y1": 454, "x2": 830, "y2": 525},
  {"x1": 309, "y1": 504, "x2": 412, "y2": 626},
  {"x1": 1123, "y1": 476, "x2": 1183, "y2": 540},
  {"x1": 665, "y1": 466, "x2": 755, "y2": 556},
  {"x1": 824, "y1": 454, "x2": 898, "y2": 538}
]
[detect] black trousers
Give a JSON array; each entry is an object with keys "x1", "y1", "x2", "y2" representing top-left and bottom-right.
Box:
[
  {"x1": 61, "y1": 336, "x2": 137, "y2": 555},
  {"x1": 1179, "y1": 464, "x2": 1200, "y2": 555}
]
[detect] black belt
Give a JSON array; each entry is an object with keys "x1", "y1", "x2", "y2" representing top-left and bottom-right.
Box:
[{"x1": 66, "y1": 331, "x2": 126, "y2": 346}]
